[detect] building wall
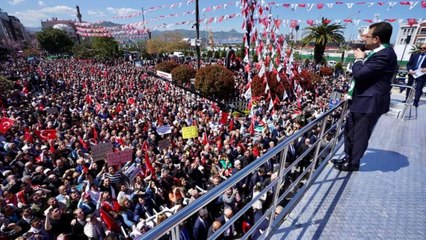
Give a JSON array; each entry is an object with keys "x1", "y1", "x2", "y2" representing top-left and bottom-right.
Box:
[
  {"x1": 394, "y1": 20, "x2": 426, "y2": 62},
  {"x1": 0, "y1": 10, "x2": 30, "y2": 46}
]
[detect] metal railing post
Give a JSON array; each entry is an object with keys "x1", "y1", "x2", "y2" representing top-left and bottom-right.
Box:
[
  {"x1": 328, "y1": 102, "x2": 348, "y2": 157},
  {"x1": 265, "y1": 146, "x2": 289, "y2": 236},
  {"x1": 307, "y1": 119, "x2": 327, "y2": 185}
]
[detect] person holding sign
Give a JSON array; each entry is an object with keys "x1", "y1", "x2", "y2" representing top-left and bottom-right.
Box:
[
  {"x1": 407, "y1": 43, "x2": 426, "y2": 107},
  {"x1": 335, "y1": 22, "x2": 397, "y2": 172}
]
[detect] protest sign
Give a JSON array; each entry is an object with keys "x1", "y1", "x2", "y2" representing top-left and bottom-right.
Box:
[
  {"x1": 91, "y1": 142, "x2": 113, "y2": 162},
  {"x1": 182, "y1": 126, "x2": 198, "y2": 139},
  {"x1": 106, "y1": 148, "x2": 133, "y2": 166}
]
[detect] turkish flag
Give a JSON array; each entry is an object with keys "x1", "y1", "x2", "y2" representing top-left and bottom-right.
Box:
[
  {"x1": 99, "y1": 208, "x2": 121, "y2": 233},
  {"x1": 36, "y1": 129, "x2": 57, "y2": 140},
  {"x1": 0, "y1": 118, "x2": 15, "y2": 135},
  {"x1": 317, "y1": 3, "x2": 324, "y2": 9},
  {"x1": 248, "y1": 119, "x2": 255, "y2": 136},
  {"x1": 202, "y1": 132, "x2": 208, "y2": 145},
  {"x1": 144, "y1": 152, "x2": 156, "y2": 179},
  {"x1": 220, "y1": 112, "x2": 229, "y2": 125},
  {"x1": 422, "y1": 1, "x2": 426, "y2": 8},
  {"x1": 24, "y1": 127, "x2": 33, "y2": 143},
  {"x1": 228, "y1": 119, "x2": 234, "y2": 132}
]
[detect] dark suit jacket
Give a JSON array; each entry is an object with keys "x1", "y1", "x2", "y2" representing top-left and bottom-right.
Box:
[
  {"x1": 193, "y1": 217, "x2": 209, "y2": 240},
  {"x1": 407, "y1": 52, "x2": 426, "y2": 80},
  {"x1": 351, "y1": 46, "x2": 397, "y2": 114}
]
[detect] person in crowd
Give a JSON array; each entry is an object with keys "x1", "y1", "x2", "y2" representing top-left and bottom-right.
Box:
[{"x1": 193, "y1": 208, "x2": 210, "y2": 240}]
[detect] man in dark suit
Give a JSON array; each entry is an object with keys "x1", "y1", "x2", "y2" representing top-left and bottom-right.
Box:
[
  {"x1": 193, "y1": 208, "x2": 210, "y2": 240},
  {"x1": 408, "y1": 43, "x2": 426, "y2": 107},
  {"x1": 334, "y1": 22, "x2": 397, "y2": 171}
]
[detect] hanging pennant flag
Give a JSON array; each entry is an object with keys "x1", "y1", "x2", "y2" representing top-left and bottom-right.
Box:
[
  {"x1": 290, "y1": 20, "x2": 298, "y2": 28},
  {"x1": 388, "y1": 2, "x2": 398, "y2": 10},
  {"x1": 307, "y1": 19, "x2": 314, "y2": 26},
  {"x1": 409, "y1": 1, "x2": 419, "y2": 9},
  {"x1": 323, "y1": 18, "x2": 331, "y2": 25},
  {"x1": 326, "y1": 3, "x2": 334, "y2": 8},
  {"x1": 422, "y1": 1, "x2": 426, "y2": 8},
  {"x1": 307, "y1": 3, "x2": 315, "y2": 11},
  {"x1": 0, "y1": 117, "x2": 15, "y2": 135},
  {"x1": 407, "y1": 18, "x2": 417, "y2": 26},
  {"x1": 317, "y1": 3, "x2": 324, "y2": 9},
  {"x1": 344, "y1": 19, "x2": 353, "y2": 23},
  {"x1": 346, "y1": 3, "x2": 354, "y2": 8},
  {"x1": 385, "y1": 18, "x2": 397, "y2": 22}
]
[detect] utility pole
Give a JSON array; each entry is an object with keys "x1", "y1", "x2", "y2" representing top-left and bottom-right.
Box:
[
  {"x1": 141, "y1": 7, "x2": 147, "y2": 42},
  {"x1": 399, "y1": 35, "x2": 411, "y2": 69},
  {"x1": 195, "y1": 0, "x2": 201, "y2": 69}
]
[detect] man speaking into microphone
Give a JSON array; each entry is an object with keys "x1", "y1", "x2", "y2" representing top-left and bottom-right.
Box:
[{"x1": 334, "y1": 22, "x2": 397, "y2": 171}]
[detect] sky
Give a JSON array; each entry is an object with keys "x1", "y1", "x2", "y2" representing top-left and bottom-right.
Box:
[{"x1": 1, "y1": 0, "x2": 425, "y2": 43}]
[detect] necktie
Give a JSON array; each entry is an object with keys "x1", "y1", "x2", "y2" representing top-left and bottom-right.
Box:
[{"x1": 415, "y1": 54, "x2": 425, "y2": 70}]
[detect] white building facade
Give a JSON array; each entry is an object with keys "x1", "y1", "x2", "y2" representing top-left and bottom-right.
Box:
[{"x1": 394, "y1": 20, "x2": 426, "y2": 62}]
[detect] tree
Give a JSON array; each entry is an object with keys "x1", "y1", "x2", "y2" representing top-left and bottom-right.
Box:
[
  {"x1": 0, "y1": 75, "x2": 15, "y2": 94},
  {"x1": 301, "y1": 18, "x2": 345, "y2": 64},
  {"x1": 195, "y1": 65, "x2": 236, "y2": 101},
  {"x1": 156, "y1": 60, "x2": 179, "y2": 73},
  {"x1": 91, "y1": 37, "x2": 120, "y2": 60},
  {"x1": 171, "y1": 65, "x2": 196, "y2": 86},
  {"x1": 72, "y1": 43, "x2": 94, "y2": 59},
  {"x1": 409, "y1": 44, "x2": 421, "y2": 55},
  {"x1": 36, "y1": 28, "x2": 74, "y2": 54}
]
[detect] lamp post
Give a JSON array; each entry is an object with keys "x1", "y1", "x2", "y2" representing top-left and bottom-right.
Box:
[
  {"x1": 399, "y1": 35, "x2": 411, "y2": 68},
  {"x1": 195, "y1": 0, "x2": 201, "y2": 69}
]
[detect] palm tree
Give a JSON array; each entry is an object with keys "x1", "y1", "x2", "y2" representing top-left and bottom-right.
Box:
[
  {"x1": 301, "y1": 18, "x2": 346, "y2": 64},
  {"x1": 409, "y1": 44, "x2": 421, "y2": 55}
]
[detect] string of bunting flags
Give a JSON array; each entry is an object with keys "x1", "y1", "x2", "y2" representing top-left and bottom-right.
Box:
[
  {"x1": 76, "y1": 0, "x2": 426, "y2": 30},
  {"x1": 76, "y1": 16, "x2": 424, "y2": 38},
  {"x1": 89, "y1": 0, "x2": 426, "y2": 25}
]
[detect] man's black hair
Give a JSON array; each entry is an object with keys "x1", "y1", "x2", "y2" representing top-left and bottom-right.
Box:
[{"x1": 370, "y1": 22, "x2": 393, "y2": 44}]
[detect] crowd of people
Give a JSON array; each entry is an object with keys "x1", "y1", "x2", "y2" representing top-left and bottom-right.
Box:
[{"x1": 0, "y1": 55, "x2": 348, "y2": 239}]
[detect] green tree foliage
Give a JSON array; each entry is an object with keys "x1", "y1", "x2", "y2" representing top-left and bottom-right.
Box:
[
  {"x1": 0, "y1": 75, "x2": 15, "y2": 94},
  {"x1": 36, "y1": 28, "x2": 74, "y2": 54},
  {"x1": 195, "y1": 65, "x2": 235, "y2": 100},
  {"x1": 207, "y1": 50, "x2": 213, "y2": 58},
  {"x1": 91, "y1": 37, "x2": 119, "y2": 60},
  {"x1": 156, "y1": 60, "x2": 179, "y2": 73},
  {"x1": 301, "y1": 18, "x2": 345, "y2": 64},
  {"x1": 214, "y1": 51, "x2": 221, "y2": 59},
  {"x1": 171, "y1": 65, "x2": 196, "y2": 86},
  {"x1": 72, "y1": 41, "x2": 94, "y2": 59}
]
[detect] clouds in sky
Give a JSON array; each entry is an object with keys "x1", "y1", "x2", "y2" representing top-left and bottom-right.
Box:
[
  {"x1": 87, "y1": 10, "x2": 106, "y2": 18},
  {"x1": 38, "y1": 1, "x2": 45, "y2": 7},
  {"x1": 14, "y1": 5, "x2": 75, "y2": 27},
  {"x1": 9, "y1": 0, "x2": 25, "y2": 5},
  {"x1": 106, "y1": 7, "x2": 139, "y2": 16}
]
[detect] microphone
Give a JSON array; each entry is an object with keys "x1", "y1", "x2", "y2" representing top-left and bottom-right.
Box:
[{"x1": 352, "y1": 43, "x2": 366, "y2": 52}]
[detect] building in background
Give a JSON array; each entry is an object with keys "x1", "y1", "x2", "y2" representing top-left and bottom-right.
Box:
[
  {"x1": 394, "y1": 20, "x2": 426, "y2": 62},
  {"x1": 0, "y1": 9, "x2": 31, "y2": 49}
]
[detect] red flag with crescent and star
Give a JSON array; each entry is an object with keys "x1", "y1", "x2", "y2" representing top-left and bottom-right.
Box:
[
  {"x1": 36, "y1": 129, "x2": 57, "y2": 140},
  {"x1": 0, "y1": 117, "x2": 15, "y2": 135}
]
